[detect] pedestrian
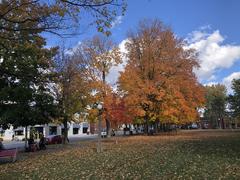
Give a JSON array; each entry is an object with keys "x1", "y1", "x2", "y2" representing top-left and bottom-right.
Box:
[
  {"x1": 28, "y1": 135, "x2": 37, "y2": 152},
  {"x1": 12, "y1": 134, "x2": 15, "y2": 141},
  {"x1": 39, "y1": 133, "x2": 46, "y2": 150}
]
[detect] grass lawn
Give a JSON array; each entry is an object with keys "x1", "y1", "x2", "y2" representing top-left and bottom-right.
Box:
[{"x1": 1, "y1": 130, "x2": 240, "y2": 179}]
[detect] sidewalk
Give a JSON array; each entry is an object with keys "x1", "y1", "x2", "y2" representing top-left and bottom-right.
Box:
[{"x1": 2, "y1": 134, "x2": 98, "y2": 151}]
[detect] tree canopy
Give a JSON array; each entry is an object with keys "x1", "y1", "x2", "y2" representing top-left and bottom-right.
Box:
[
  {"x1": 0, "y1": 6, "x2": 57, "y2": 129},
  {"x1": 0, "y1": 0, "x2": 127, "y2": 44},
  {"x1": 118, "y1": 19, "x2": 205, "y2": 127},
  {"x1": 0, "y1": 0, "x2": 126, "y2": 140},
  {"x1": 228, "y1": 79, "x2": 240, "y2": 120},
  {"x1": 81, "y1": 35, "x2": 122, "y2": 136},
  {"x1": 204, "y1": 84, "x2": 227, "y2": 128}
]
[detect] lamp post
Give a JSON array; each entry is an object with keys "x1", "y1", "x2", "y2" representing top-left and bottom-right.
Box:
[{"x1": 97, "y1": 103, "x2": 103, "y2": 153}]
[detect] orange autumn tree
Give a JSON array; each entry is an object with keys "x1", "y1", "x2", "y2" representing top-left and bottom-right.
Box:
[
  {"x1": 104, "y1": 93, "x2": 132, "y2": 129},
  {"x1": 118, "y1": 19, "x2": 205, "y2": 133}
]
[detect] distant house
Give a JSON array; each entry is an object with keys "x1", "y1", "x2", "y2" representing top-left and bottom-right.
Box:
[{"x1": 0, "y1": 121, "x2": 91, "y2": 141}]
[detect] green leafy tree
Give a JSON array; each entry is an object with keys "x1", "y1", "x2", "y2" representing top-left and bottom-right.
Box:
[
  {"x1": 0, "y1": 0, "x2": 126, "y2": 145},
  {"x1": 54, "y1": 45, "x2": 93, "y2": 144},
  {"x1": 228, "y1": 79, "x2": 240, "y2": 126},
  {"x1": 0, "y1": 7, "x2": 57, "y2": 148},
  {"x1": 204, "y1": 84, "x2": 227, "y2": 128}
]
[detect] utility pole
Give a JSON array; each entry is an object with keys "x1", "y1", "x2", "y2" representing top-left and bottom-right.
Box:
[{"x1": 97, "y1": 103, "x2": 103, "y2": 153}]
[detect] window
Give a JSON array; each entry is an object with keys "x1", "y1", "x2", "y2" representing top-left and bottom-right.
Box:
[
  {"x1": 73, "y1": 128, "x2": 79, "y2": 135},
  {"x1": 15, "y1": 130, "x2": 24, "y2": 136},
  {"x1": 83, "y1": 127, "x2": 88, "y2": 134},
  {"x1": 35, "y1": 127, "x2": 43, "y2": 134},
  {"x1": 49, "y1": 126, "x2": 57, "y2": 135}
]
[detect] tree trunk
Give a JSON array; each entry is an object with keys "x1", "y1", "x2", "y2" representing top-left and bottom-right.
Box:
[
  {"x1": 102, "y1": 70, "x2": 111, "y2": 138},
  {"x1": 97, "y1": 112, "x2": 102, "y2": 153},
  {"x1": 154, "y1": 121, "x2": 159, "y2": 133},
  {"x1": 106, "y1": 118, "x2": 111, "y2": 137},
  {"x1": 123, "y1": 124, "x2": 127, "y2": 135},
  {"x1": 63, "y1": 117, "x2": 68, "y2": 144},
  {"x1": 24, "y1": 126, "x2": 28, "y2": 150},
  {"x1": 136, "y1": 124, "x2": 139, "y2": 134},
  {"x1": 159, "y1": 123, "x2": 163, "y2": 132},
  {"x1": 221, "y1": 118, "x2": 225, "y2": 129},
  {"x1": 144, "y1": 117, "x2": 149, "y2": 135}
]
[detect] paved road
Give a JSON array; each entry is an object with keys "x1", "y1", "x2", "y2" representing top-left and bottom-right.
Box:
[
  {"x1": 3, "y1": 134, "x2": 98, "y2": 151},
  {"x1": 2, "y1": 130, "x2": 135, "y2": 151}
]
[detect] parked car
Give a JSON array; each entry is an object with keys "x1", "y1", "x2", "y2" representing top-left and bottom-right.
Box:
[
  {"x1": 45, "y1": 135, "x2": 63, "y2": 145},
  {"x1": 202, "y1": 123, "x2": 209, "y2": 129},
  {"x1": 190, "y1": 123, "x2": 198, "y2": 129},
  {"x1": 101, "y1": 129, "x2": 107, "y2": 138}
]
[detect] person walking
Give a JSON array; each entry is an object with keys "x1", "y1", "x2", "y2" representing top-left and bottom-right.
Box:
[{"x1": 39, "y1": 133, "x2": 46, "y2": 150}]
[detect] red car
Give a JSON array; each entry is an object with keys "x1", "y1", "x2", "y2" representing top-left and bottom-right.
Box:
[{"x1": 45, "y1": 135, "x2": 63, "y2": 145}]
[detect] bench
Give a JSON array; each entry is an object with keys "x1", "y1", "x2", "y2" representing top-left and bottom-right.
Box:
[{"x1": 0, "y1": 148, "x2": 18, "y2": 162}]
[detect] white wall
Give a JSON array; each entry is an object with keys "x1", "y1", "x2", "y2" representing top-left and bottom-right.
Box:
[{"x1": 1, "y1": 122, "x2": 90, "y2": 140}]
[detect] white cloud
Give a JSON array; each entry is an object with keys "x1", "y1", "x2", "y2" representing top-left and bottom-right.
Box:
[
  {"x1": 204, "y1": 72, "x2": 240, "y2": 94},
  {"x1": 203, "y1": 81, "x2": 218, "y2": 87},
  {"x1": 111, "y1": 16, "x2": 123, "y2": 28},
  {"x1": 65, "y1": 41, "x2": 82, "y2": 55},
  {"x1": 187, "y1": 30, "x2": 240, "y2": 82},
  {"x1": 222, "y1": 72, "x2": 240, "y2": 93},
  {"x1": 106, "y1": 39, "x2": 129, "y2": 86}
]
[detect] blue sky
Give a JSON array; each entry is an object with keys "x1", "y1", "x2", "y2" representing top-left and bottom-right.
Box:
[
  {"x1": 111, "y1": 0, "x2": 240, "y2": 43},
  {"x1": 46, "y1": 0, "x2": 240, "y2": 92}
]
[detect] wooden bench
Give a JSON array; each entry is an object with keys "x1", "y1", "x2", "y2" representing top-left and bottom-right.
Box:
[{"x1": 0, "y1": 148, "x2": 18, "y2": 162}]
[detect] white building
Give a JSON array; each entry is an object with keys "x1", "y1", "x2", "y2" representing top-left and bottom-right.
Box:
[{"x1": 0, "y1": 121, "x2": 90, "y2": 141}]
